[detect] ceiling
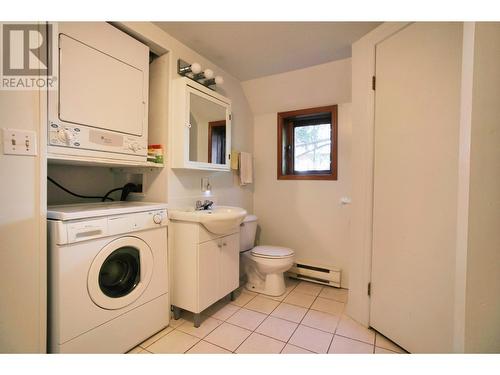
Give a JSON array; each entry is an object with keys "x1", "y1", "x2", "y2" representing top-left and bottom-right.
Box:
[{"x1": 155, "y1": 22, "x2": 381, "y2": 81}]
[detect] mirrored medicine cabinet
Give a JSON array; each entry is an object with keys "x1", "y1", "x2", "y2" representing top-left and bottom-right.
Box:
[{"x1": 171, "y1": 77, "x2": 231, "y2": 171}]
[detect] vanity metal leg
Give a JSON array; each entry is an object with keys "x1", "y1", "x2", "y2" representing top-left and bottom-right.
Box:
[
  {"x1": 193, "y1": 313, "x2": 201, "y2": 328},
  {"x1": 172, "y1": 306, "x2": 181, "y2": 320}
]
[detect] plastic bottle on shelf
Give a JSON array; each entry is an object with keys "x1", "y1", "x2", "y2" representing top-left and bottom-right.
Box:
[{"x1": 147, "y1": 144, "x2": 164, "y2": 164}]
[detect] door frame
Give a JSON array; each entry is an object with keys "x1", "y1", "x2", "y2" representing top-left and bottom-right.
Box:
[
  {"x1": 207, "y1": 119, "x2": 226, "y2": 163},
  {"x1": 347, "y1": 22, "x2": 476, "y2": 353}
]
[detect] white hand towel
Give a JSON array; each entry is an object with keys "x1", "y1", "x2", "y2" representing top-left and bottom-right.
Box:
[{"x1": 239, "y1": 152, "x2": 253, "y2": 185}]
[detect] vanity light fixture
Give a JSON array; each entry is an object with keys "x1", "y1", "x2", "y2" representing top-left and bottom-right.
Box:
[
  {"x1": 193, "y1": 68, "x2": 213, "y2": 82},
  {"x1": 204, "y1": 75, "x2": 224, "y2": 87},
  {"x1": 177, "y1": 59, "x2": 202, "y2": 76},
  {"x1": 203, "y1": 69, "x2": 214, "y2": 79},
  {"x1": 177, "y1": 59, "x2": 224, "y2": 90}
]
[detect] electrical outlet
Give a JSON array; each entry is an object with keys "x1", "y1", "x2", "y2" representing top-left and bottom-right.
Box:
[{"x1": 2, "y1": 128, "x2": 37, "y2": 156}]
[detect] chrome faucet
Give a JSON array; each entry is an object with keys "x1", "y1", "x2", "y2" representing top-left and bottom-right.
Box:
[{"x1": 195, "y1": 200, "x2": 214, "y2": 210}]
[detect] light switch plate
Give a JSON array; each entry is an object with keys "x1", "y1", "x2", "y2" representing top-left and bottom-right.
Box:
[{"x1": 2, "y1": 128, "x2": 37, "y2": 156}]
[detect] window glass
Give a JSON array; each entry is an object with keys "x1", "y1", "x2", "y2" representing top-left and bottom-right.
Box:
[{"x1": 294, "y1": 123, "x2": 331, "y2": 172}]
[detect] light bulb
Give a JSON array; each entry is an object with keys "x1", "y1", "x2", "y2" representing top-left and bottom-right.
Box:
[
  {"x1": 215, "y1": 76, "x2": 224, "y2": 85},
  {"x1": 204, "y1": 69, "x2": 214, "y2": 79},
  {"x1": 190, "y1": 62, "x2": 201, "y2": 74}
]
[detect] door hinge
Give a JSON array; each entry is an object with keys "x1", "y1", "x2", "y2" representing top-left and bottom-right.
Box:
[
  {"x1": 367, "y1": 282, "x2": 371, "y2": 297},
  {"x1": 372, "y1": 76, "x2": 376, "y2": 91},
  {"x1": 229, "y1": 113, "x2": 232, "y2": 121}
]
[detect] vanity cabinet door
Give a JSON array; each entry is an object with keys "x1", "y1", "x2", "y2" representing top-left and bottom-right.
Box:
[
  {"x1": 219, "y1": 233, "x2": 240, "y2": 296},
  {"x1": 197, "y1": 240, "x2": 221, "y2": 311}
]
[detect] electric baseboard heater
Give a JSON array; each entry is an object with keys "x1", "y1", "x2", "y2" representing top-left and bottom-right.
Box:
[{"x1": 287, "y1": 262, "x2": 341, "y2": 288}]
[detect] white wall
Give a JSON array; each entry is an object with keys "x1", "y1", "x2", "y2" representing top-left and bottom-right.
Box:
[
  {"x1": 242, "y1": 59, "x2": 352, "y2": 287},
  {"x1": 464, "y1": 22, "x2": 500, "y2": 353},
  {"x1": 118, "y1": 22, "x2": 254, "y2": 212},
  {"x1": 0, "y1": 23, "x2": 46, "y2": 353},
  {"x1": 47, "y1": 165, "x2": 122, "y2": 204}
]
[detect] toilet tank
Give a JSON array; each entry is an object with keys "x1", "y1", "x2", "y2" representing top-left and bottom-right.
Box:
[{"x1": 240, "y1": 215, "x2": 258, "y2": 251}]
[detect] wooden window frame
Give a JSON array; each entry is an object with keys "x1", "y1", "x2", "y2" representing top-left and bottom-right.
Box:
[{"x1": 277, "y1": 105, "x2": 338, "y2": 180}]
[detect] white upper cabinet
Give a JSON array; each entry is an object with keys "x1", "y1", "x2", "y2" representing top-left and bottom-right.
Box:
[{"x1": 171, "y1": 77, "x2": 231, "y2": 171}]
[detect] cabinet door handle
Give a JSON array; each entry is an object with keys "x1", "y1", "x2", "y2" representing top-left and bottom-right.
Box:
[
  {"x1": 223, "y1": 242, "x2": 227, "y2": 246},
  {"x1": 217, "y1": 242, "x2": 223, "y2": 248}
]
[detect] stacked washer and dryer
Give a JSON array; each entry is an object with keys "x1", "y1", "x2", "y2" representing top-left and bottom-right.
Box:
[{"x1": 45, "y1": 23, "x2": 171, "y2": 353}]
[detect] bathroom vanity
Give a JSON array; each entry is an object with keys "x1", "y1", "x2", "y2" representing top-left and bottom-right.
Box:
[{"x1": 169, "y1": 206, "x2": 246, "y2": 327}]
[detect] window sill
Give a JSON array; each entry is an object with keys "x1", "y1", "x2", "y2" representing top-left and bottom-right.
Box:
[{"x1": 277, "y1": 173, "x2": 337, "y2": 181}]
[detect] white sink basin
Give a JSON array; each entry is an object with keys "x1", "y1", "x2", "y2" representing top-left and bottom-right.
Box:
[{"x1": 168, "y1": 206, "x2": 247, "y2": 234}]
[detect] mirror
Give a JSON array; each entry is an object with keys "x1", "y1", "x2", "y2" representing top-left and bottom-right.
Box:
[{"x1": 189, "y1": 92, "x2": 227, "y2": 165}]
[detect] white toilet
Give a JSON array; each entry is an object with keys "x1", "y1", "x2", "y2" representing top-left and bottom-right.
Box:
[{"x1": 240, "y1": 215, "x2": 295, "y2": 296}]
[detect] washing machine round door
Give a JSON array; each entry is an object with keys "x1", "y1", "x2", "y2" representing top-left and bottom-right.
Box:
[{"x1": 88, "y1": 236, "x2": 154, "y2": 310}]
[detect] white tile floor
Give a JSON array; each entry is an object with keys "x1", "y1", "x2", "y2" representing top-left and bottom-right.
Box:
[{"x1": 129, "y1": 278, "x2": 407, "y2": 354}]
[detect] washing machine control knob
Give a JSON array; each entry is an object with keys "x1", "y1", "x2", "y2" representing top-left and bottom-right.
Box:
[{"x1": 153, "y1": 213, "x2": 162, "y2": 224}]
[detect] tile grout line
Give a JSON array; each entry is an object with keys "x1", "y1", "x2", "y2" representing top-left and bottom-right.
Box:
[
  {"x1": 180, "y1": 336, "x2": 202, "y2": 354},
  {"x1": 372, "y1": 331, "x2": 406, "y2": 354},
  {"x1": 179, "y1": 299, "x2": 244, "y2": 353},
  {"x1": 178, "y1": 317, "x2": 227, "y2": 353},
  {"x1": 231, "y1": 279, "x2": 300, "y2": 353},
  {"x1": 326, "y1": 298, "x2": 345, "y2": 354},
  {"x1": 145, "y1": 305, "x2": 227, "y2": 353},
  {"x1": 229, "y1": 289, "x2": 259, "y2": 308},
  {"x1": 227, "y1": 281, "x2": 342, "y2": 354},
  {"x1": 334, "y1": 332, "x2": 376, "y2": 347},
  {"x1": 281, "y1": 283, "x2": 326, "y2": 353},
  {"x1": 197, "y1": 340, "x2": 235, "y2": 354},
  {"x1": 178, "y1": 288, "x2": 289, "y2": 353},
  {"x1": 186, "y1": 291, "x2": 259, "y2": 353},
  {"x1": 139, "y1": 325, "x2": 176, "y2": 349},
  {"x1": 141, "y1": 280, "x2": 366, "y2": 354}
]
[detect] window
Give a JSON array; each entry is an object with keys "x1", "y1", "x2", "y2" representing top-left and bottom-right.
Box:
[{"x1": 277, "y1": 105, "x2": 338, "y2": 180}]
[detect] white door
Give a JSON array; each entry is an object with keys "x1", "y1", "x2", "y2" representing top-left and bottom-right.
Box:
[{"x1": 370, "y1": 23, "x2": 463, "y2": 353}]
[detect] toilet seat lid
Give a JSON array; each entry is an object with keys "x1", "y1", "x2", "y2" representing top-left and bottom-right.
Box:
[{"x1": 251, "y1": 246, "x2": 294, "y2": 258}]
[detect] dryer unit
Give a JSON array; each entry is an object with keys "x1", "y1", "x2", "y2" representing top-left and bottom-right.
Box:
[
  {"x1": 47, "y1": 202, "x2": 169, "y2": 353},
  {"x1": 48, "y1": 22, "x2": 150, "y2": 165}
]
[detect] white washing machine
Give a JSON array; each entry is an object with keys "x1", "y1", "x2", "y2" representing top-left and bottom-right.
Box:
[{"x1": 47, "y1": 202, "x2": 169, "y2": 353}]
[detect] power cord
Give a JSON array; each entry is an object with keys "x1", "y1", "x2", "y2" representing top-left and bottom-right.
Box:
[
  {"x1": 101, "y1": 187, "x2": 122, "y2": 202},
  {"x1": 47, "y1": 176, "x2": 139, "y2": 202},
  {"x1": 100, "y1": 183, "x2": 138, "y2": 202},
  {"x1": 48, "y1": 176, "x2": 114, "y2": 201},
  {"x1": 119, "y1": 183, "x2": 139, "y2": 201}
]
